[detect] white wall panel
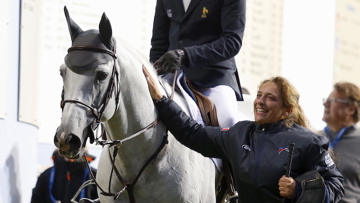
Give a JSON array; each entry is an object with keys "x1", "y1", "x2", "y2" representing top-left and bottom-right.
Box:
[
  {"x1": 18, "y1": 0, "x2": 41, "y2": 126},
  {"x1": 0, "y1": 0, "x2": 9, "y2": 119}
]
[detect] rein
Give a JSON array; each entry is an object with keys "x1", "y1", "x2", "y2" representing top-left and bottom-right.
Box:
[
  {"x1": 72, "y1": 118, "x2": 167, "y2": 203},
  {"x1": 96, "y1": 119, "x2": 160, "y2": 147},
  {"x1": 90, "y1": 131, "x2": 168, "y2": 201},
  {"x1": 63, "y1": 45, "x2": 167, "y2": 203}
]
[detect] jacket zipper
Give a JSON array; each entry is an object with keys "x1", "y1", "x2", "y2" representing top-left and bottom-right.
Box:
[{"x1": 254, "y1": 129, "x2": 267, "y2": 184}]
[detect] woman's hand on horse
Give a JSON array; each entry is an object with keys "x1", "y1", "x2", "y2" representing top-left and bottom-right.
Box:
[
  {"x1": 142, "y1": 65, "x2": 163, "y2": 101},
  {"x1": 278, "y1": 175, "x2": 296, "y2": 199}
]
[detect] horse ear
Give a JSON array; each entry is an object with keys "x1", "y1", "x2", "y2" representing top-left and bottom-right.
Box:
[
  {"x1": 99, "y1": 13, "x2": 114, "y2": 50},
  {"x1": 64, "y1": 6, "x2": 83, "y2": 42}
]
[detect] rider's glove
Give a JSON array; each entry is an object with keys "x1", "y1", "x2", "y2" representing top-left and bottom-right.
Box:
[{"x1": 154, "y1": 49, "x2": 186, "y2": 73}]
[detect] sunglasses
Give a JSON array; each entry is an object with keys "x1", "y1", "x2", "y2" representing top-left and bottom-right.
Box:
[{"x1": 323, "y1": 98, "x2": 350, "y2": 105}]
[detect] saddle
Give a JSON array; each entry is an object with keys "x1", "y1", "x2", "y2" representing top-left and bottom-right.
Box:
[{"x1": 183, "y1": 78, "x2": 219, "y2": 127}]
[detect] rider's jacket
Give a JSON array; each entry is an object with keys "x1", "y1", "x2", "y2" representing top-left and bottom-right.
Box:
[{"x1": 155, "y1": 98, "x2": 344, "y2": 203}]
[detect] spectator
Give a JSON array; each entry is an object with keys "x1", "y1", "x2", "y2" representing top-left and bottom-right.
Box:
[
  {"x1": 321, "y1": 82, "x2": 360, "y2": 203},
  {"x1": 149, "y1": 0, "x2": 246, "y2": 127},
  {"x1": 31, "y1": 149, "x2": 98, "y2": 203},
  {"x1": 143, "y1": 67, "x2": 345, "y2": 202}
]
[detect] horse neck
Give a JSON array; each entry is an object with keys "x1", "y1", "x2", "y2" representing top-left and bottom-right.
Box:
[{"x1": 103, "y1": 54, "x2": 165, "y2": 170}]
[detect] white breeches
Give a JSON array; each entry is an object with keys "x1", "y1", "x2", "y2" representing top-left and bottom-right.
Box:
[{"x1": 197, "y1": 85, "x2": 240, "y2": 128}]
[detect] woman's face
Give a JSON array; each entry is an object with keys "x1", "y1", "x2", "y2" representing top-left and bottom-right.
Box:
[{"x1": 254, "y1": 81, "x2": 288, "y2": 125}]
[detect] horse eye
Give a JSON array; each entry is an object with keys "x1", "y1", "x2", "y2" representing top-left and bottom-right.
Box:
[{"x1": 96, "y1": 71, "x2": 109, "y2": 81}]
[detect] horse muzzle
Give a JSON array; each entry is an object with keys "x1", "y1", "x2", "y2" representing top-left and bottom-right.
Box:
[{"x1": 54, "y1": 130, "x2": 83, "y2": 159}]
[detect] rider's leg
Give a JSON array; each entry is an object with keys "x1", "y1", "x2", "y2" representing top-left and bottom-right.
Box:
[
  {"x1": 161, "y1": 72, "x2": 244, "y2": 127},
  {"x1": 197, "y1": 85, "x2": 241, "y2": 127}
]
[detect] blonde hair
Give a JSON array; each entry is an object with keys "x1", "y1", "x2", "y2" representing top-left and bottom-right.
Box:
[{"x1": 258, "y1": 76, "x2": 308, "y2": 128}]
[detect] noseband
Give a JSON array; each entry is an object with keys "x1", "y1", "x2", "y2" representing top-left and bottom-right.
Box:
[{"x1": 60, "y1": 45, "x2": 120, "y2": 135}]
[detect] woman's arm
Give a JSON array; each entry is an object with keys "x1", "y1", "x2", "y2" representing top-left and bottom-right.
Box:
[
  {"x1": 301, "y1": 136, "x2": 344, "y2": 203},
  {"x1": 143, "y1": 66, "x2": 227, "y2": 158}
]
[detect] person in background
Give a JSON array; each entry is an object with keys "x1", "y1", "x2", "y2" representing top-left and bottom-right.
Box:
[
  {"x1": 321, "y1": 82, "x2": 360, "y2": 203},
  {"x1": 31, "y1": 149, "x2": 98, "y2": 203},
  {"x1": 149, "y1": 0, "x2": 246, "y2": 127},
  {"x1": 143, "y1": 67, "x2": 344, "y2": 202}
]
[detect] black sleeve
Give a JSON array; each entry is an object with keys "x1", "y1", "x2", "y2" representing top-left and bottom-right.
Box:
[
  {"x1": 184, "y1": 0, "x2": 246, "y2": 67},
  {"x1": 155, "y1": 98, "x2": 229, "y2": 158},
  {"x1": 30, "y1": 170, "x2": 50, "y2": 203},
  {"x1": 304, "y1": 136, "x2": 345, "y2": 202},
  {"x1": 150, "y1": 0, "x2": 171, "y2": 63}
]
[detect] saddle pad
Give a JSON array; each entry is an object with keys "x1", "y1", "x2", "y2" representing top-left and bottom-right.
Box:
[
  {"x1": 159, "y1": 71, "x2": 222, "y2": 171},
  {"x1": 160, "y1": 71, "x2": 206, "y2": 126},
  {"x1": 176, "y1": 71, "x2": 206, "y2": 126}
]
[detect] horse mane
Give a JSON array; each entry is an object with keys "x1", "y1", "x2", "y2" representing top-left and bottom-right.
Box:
[
  {"x1": 115, "y1": 38, "x2": 149, "y2": 65},
  {"x1": 114, "y1": 37, "x2": 173, "y2": 100}
]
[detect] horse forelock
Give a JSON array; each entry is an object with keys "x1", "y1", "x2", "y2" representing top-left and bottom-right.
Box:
[
  {"x1": 65, "y1": 51, "x2": 113, "y2": 73},
  {"x1": 65, "y1": 30, "x2": 115, "y2": 71},
  {"x1": 72, "y1": 29, "x2": 116, "y2": 51}
]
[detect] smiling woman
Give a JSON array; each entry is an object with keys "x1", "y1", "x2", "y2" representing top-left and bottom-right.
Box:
[
  {"x1": 255, "y1": 81, "x2": 289, "y2": 126},
  {"x1": 143, "y1": 70, "x2": 345, "y2": 202},
  {"x1": 255, "y1": 77, "x2": 308, "y2": 128}
]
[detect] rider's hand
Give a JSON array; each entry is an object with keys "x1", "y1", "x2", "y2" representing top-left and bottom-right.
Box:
[
  {"x1": 278, "y1": 175, "x2": 296, "y2": 199},
  {"x1": 154, "y1": 49, "x2": 186, "y2": 73}
]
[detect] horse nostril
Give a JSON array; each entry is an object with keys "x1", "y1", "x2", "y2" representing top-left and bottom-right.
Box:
[
  {"x1": 54, "y1": 127, "x2": 62, "y2": 148},
  {"x1": 54, "y1": 134, "x2": 59, "y2": 148},
  {"x1": 66, "y1": 134, "x2": 82, "y2": 151}
]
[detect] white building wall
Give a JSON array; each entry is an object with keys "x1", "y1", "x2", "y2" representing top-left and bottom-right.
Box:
[
  {"x1": 0, "y1": 0, "x2": 8, "y2": 119},
  {"x1": 282, "y1": 0, "x2": 336, "y2": 131},
  {"x1": 0, "y1": 0, "x2": 38, "y2": 202}
]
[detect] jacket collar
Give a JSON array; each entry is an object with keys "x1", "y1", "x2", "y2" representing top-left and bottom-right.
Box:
[{"x1": 183, "y1": 0, "x2": 202, "y2": 19}]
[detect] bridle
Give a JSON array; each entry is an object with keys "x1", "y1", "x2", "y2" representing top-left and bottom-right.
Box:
[
  {"x1": 62, "y1": 45, "x2": 167, "y2": 203},
  {"x1": 61, "y1": 45, "x2": 120, "y2": 134}
]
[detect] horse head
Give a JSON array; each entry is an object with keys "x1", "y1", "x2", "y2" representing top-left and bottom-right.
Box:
[{"x1": 54, "y1": 6, "x2": 120, "y2": 158}]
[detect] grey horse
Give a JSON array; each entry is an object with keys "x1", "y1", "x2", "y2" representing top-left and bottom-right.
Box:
[{"x1": 54, "y1": 6, "x2": 218, "y2": 203}]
